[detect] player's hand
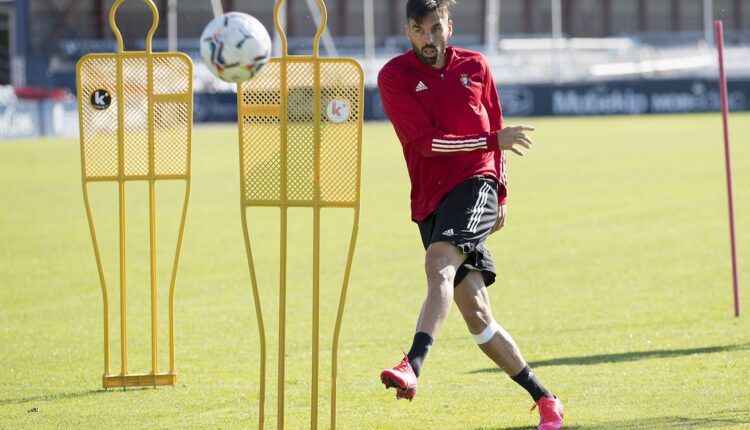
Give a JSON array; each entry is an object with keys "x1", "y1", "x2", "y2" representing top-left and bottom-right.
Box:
[
  {"x1": 490, "y1": 204, "x2": 506, "y2": 234},
  {"x1": 497, "y1": 125, "x2": 535, "y2": 156}
]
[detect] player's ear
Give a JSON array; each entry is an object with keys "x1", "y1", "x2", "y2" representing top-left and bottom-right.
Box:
[
  {"x1": 404, "y1": 23, "x2": 411, "y2": 39},
  {"x1": 447, "y1": 19, "x2": 453, "y2": 37}
]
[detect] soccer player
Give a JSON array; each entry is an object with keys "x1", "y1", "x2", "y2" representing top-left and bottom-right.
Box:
[{"x1": 377, "y1": 1, "x2": 564, "y2": 428}]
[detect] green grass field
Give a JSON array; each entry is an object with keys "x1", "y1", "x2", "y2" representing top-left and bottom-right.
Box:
[{"x1": 1, "y1": 113, "x2": 749, "y2": 429}]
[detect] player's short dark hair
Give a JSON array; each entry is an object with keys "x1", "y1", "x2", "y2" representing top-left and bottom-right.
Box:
[{"x1": 406, "y1": 0, "x2": 456, "y2": 24}]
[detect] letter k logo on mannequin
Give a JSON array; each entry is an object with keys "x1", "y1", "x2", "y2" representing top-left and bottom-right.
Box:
[{"x1": 327, "y1": 99, "x2": 350, "y2": 123}]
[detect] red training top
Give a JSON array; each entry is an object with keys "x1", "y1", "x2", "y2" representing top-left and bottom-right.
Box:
[{"x1": 378, "y1": 46, "x2": 506, "y2": 222}]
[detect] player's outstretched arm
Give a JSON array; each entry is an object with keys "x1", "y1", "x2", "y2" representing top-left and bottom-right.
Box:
[{"x1": 497, "y1": 125, "x2": 535, "y2": 156}]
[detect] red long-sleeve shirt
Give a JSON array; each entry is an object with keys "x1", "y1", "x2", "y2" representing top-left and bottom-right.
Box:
[{"x1": 378, "y1": 46, "x2": 506, "y2": 221}]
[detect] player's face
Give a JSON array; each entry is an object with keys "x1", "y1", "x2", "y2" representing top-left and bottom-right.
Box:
[{"x1": 406, "y1": 11, "x2": 452, "y2": 68}]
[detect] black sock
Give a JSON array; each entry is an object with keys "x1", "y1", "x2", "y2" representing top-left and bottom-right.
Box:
[
  {"x1": 406, "y1": 332, "x2": 433, "y2": 378},
  {"x1": 510, "y1": 365, "x2": 553, "y2": 402}
]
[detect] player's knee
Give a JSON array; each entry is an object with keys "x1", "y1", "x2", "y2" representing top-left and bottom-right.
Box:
[
  {"x1": 425, "y1": 268, "x2": 454, "y2": 301},
  {"x1": 426, "y1": 283, "x2": 454, "y2": 308},
  {"x1": 425, "y1": 264, "x2": 456, "y2": 289},
  {"x1": 424, "y1": 245, "x2": 458, "y2": 286},
  {"x1": 459, "y1": 300, "x2": 492, "y2": 333},
  {"x1": 463, "y1": 309, "x2": 491, "y2": 334}
]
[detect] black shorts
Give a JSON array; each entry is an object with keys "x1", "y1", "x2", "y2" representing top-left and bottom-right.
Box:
[{"x1": 417, "y1": 176, "x2": 499, "y2": 288}]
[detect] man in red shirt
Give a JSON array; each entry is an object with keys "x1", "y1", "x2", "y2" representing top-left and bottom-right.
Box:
[{"x1": 377, "y1": 1, "x2": 564, "y2": 429}]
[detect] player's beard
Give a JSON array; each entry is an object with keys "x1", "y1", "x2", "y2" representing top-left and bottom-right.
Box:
[{"x1": 413, "y1": 42, "x2": 440, "y2": 66}]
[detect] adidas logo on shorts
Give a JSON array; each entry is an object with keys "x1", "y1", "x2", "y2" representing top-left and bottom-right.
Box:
[{"x1": 442, "y1": 228, "x2": 455, "y2": 237}]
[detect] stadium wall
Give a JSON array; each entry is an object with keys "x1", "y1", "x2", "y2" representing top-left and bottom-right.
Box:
[
  {"x1": 193, "y1": 78, "x2": 750, "y2": 122},
  {"x1": 367, "y1": 78, "x2": 750, "y2": 119},
  {"x1": 3, "y1": 78, "x2": 749, "y2": 139}
]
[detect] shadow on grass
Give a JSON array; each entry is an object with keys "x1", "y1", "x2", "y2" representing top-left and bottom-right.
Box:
[
  {"x1": 0, "y1": 387, "x2": 150, "y2": 406},
  {"x1": 470, "y1": 343, "x2": 750, "y2": 373},
  {"x1": 476, "y1": 409, "x2": 750, "y2": 429}
]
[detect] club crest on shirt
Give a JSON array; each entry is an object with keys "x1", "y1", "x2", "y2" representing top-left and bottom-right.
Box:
[{"x1": 460, "y1": 74, "x2": 470, "y2": 88}]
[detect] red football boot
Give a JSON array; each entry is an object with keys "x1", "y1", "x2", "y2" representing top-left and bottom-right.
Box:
[
  {"x1": 531, "y1": 396, "x2": 564, "y2": 430},
  {"x1": 379, "y1": 353, "x2": 417, "y2": 401}
]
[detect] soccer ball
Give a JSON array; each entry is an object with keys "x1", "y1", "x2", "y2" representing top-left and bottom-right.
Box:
[{"x1": 200, "y1": 12, "x2": 272, "y2": 83}]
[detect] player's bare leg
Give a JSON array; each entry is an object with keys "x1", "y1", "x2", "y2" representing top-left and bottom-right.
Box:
[
  {"x1": 417, "y1": 241, "x2": 466, "y2": 336},
  {"x1": 380, "y1": 241, "x2": 466, "y2": 400},
  {"x1": 454, "y1": 271, "x2": 525, "y2": 374},
  {"x1": 454, "y1": 271, "x2": 564, "y2": 430}
]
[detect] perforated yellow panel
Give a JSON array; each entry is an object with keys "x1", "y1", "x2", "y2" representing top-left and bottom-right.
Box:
[
  {"x1": 79, "y1": 57, "x2": 119, "y2": 178},
  {"x1": 319, "y1": 62, "x2": 361, "y2": 203},
  {"x1": 239, "y1": 58, "x2": 363, "y2": 207},
  {"x1": 78, "y1": 53, "x2": 192, "y2": 180},
  {"x1": 241, "y1": 62, "x2": 282, "y2": 202},
  {"x1": 153, "y1": 56, "x2": 191, "y2": 94},
  {"x1": 154, "y1": 102, "x2": 190, "y2": 176}
]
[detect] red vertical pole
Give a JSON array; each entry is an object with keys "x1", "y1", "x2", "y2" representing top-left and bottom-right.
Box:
[{"x1": 714, "y1": 20, "x2": 740, "y2": 317}]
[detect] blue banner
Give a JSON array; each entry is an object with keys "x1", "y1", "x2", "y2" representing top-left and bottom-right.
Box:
[
  {"x1": 0, "y1": 102, "x2": 43, "y2": 139},
  {"x1": 365, "y1": 78, "x2": 750, "y2": 119}
]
